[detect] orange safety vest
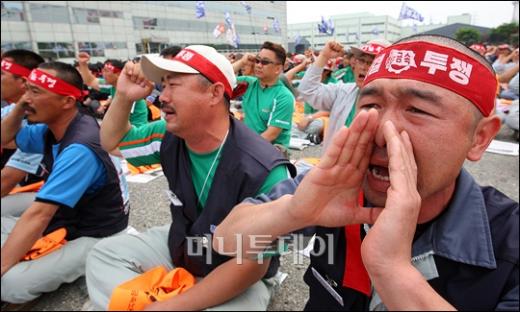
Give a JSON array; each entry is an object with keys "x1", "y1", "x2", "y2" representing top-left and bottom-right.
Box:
[{"x1": 108, "y1": 266, "x2": 196, "y2": 311}]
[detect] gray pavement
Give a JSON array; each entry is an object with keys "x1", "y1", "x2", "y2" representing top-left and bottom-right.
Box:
[{"x1": 14, "y1": 124, "x2": 520, "y2": 311}]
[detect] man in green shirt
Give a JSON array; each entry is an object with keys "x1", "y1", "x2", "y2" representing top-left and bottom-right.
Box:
[
  {"x1": 86, "y1": 45, "x2": 295, "y2": 311},
  {"x1": 233, "y1": 42, "x2": 295, "y2": 147},
  {"x1": 76, "y1": 52, "x2": 148, "y2": 127}
]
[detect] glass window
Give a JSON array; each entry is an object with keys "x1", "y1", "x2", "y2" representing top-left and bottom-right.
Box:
[
  {"x1": 1, "y1": 41, "x2": 31, "y2": 51},
  {"x1": 135, "y1": 43, "x2": 145, "y2": 54},
  {"x1": 99, "y1": 10, "x2": 111, "y2": 18},
  {"x1": 112, "y1": 11, "x2": 123, "y2": 18},
  {"x1": 30, "y1": 3, "x2": 69, "y2": 23},
  {"x1": 38, "y1": 41, "x2": 75, "y2": 60},
  {"x1": 1, "y1": 1, "x2": 25, "y2": 21},
  {"x1": 37, "y1": 42, "x2": 55, "y2": 50},
  {"x1": 78, "y1": 41, "x2": 104, "y2": 57},
  {"x1": 86, "y1": 9, "x2": 100, "y2": 23},
  {"x1": 73, "y1": 8, "x2": 101, "y2": 24},
  {"x1": 149, "y1": 42, "x2": 161, "y2": 53},
  {"x1": 113, "y1": 42, "x2": 127, "y2": 49},
  {"x1": 143, "y1": 18, "x2": 157, "y2": 29}
]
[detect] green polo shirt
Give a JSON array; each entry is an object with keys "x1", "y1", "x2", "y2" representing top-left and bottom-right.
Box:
[
  {"x1": 333, "y1": 66, "x2": 355, "y2": 83},
  {"x1": 187, "y1": 147, "x2": 289, "y2": 212},
  {"x1": 237, "y1": 76, "x2": 295, "y2": 147}
]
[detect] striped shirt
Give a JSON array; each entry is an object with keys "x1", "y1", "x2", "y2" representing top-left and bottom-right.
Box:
[{"x1": 119, "y1": 120, "x2": 166, "y2": 166}]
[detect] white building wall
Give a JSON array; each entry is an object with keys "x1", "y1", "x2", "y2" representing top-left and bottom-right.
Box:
[{"x1": 2, "y1": 1, "x2": 288, "y2": 63}]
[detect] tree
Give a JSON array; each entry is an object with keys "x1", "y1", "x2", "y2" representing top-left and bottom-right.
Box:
[
  {"x1": 455, "y1": 28, "x2": 481, "y2": 46},
  {"x1": 488, "y1": 22, "x2": 519, "y2": 45}
]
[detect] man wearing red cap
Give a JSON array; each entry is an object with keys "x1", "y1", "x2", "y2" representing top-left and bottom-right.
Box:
[
  {"x1": 87, "y1": 45, "x2": 295, "y2": 310},
  {"x1": 299, "y1": 39, "x2": 390, "y2": 151},
  {"x1": 1, "y1": 62, "x2": 129, "y2": 304},
  {"x1": 214, "y1": 35, "x2": 518, "y2": 310}
]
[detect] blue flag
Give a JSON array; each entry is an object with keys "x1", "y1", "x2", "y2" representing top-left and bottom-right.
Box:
[
  {"x1": 326, "y1": 17, "x2": 334, "y2": 35},
  {"x1": 398, "y1": 2, "x2": 424, "y2": 22},
  {"x1": 240, "y1": 1, "x2": 252, "y2": 14},
  {"x1": 225, "y1": 12, "x2": 233, "y2": 28},
  {"x1": 317, "y1": 16, "x2": 328, "y2": 34},
  {"x1": 294, "y1": 34, "x2": 303, "y2": 46},
  {"x1": 317, "y1": 16, "x2": 334, "y2": 35},
  {"x1": 273, "y1": 18, "x2": 281, "y2": 33},
  {"x1": 195, "y1": 1, "x2": 205, "y2": 19}
]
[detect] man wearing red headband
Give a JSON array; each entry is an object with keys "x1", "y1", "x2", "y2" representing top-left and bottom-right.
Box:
[
  {"x1": 214, "y1": 35, "x2": 518, "y2": 310},
  {"x1": 1, "y1": 62, "x2": 130, "y2": 304},
  {"x1": 87, "y1": 45, "x2": 295, "y2": 310},
  {"x1": 299, "y1": 39, "x2": 390, "y2": 151},
  {"x1": 76, "y1": 52, "x2": 148, "y2": 127},
  {"x1": 1, "y1": 49, "x2": 46, "y2": 200}
]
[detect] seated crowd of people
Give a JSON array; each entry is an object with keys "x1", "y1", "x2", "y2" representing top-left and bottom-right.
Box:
[{"x1": 0, "y1": 34, "x2": 518, "y2": 311}]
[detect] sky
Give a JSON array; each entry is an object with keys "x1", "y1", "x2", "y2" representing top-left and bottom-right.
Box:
[{"x1": 287, "y1": 1, "x2": 517, "y2": 28}]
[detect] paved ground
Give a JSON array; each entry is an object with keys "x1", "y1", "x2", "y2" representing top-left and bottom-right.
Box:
[{"x1": 11, "y1": 124, "x2": 519, "y2": 311}]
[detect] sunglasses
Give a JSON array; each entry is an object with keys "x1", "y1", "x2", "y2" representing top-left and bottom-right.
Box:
[{"x1": 255, "y1": 57, "x2": 279, "y2": 66}]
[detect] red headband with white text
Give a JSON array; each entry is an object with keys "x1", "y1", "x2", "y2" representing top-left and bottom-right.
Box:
[
  {"x1": 28, "y1": 69, "x2": 86, "y2": 100},
  {"x1": 174, "y1": 48, "x2": 233, "y2": 98},
  {"x1": 1, "y1": 59, "x2": 32, "y2": 77},
  {"x1": 359, "y1": 43, "x2": 386, "y2": 55},
  {"x1": 363, "y1": 41, "x2": 497, "y2": 117},
  {"x1": 104, "y1": 63, "x2": 122, "y2": 74}
]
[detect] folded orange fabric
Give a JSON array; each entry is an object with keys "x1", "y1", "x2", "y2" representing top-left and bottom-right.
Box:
[
  {"x1": 9, "y1": 181, "x2": 44, "y2": 195},
  {"x1": 127, "y1": 163, "x2": 161, "y2": 175},
  {"x1": 108, "y1": 266, "x2": 196, "y2": 311},
  {"x1": 22, "y1": 228, "x2": 67, "y2": 261},
  {"x1": 147, "y1": 103, "x2": 162, "y2": 121}
]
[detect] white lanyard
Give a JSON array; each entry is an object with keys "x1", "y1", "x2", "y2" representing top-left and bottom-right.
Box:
[{"x1": 197, "y1": 129, "x2": 229, "y2": 204}]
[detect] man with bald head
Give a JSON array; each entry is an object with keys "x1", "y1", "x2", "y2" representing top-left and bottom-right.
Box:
[{"x1": 214, "y1": 35, "x2": 518, "y2": 310}]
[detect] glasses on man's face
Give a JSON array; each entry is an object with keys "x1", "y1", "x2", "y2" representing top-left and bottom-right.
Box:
[{"x1": 255, "y1": 56, "x2": 278, "y2": 66}]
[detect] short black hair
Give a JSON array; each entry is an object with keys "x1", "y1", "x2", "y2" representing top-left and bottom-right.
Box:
[
  {"x1": 104, "y1": 59, "x2": 126, "y2": 70},
  {"x1": 38, "y1": 62, "x2": 84, "y2": 91},
  {"x1": 261, "y1": 41, "x2": 287, "y2": 66},
  {"x1": 2, "y1": 49, "x2": 44, "y2": 71},
  {"x1": 160, "y1": 45, "x2": 182, "y2": 58}
]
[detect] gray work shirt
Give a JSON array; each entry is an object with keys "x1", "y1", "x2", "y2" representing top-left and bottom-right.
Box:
[
  {"x1": 245, "y1": 168, "x2": 519, "y2": 310},
  {"x1": 298, "y1": 64, "x2": 359, "y2": 151}
]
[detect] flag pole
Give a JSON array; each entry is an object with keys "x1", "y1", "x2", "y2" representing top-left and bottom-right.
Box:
[{"x1": 249, "y1": 13, "x2": 258, "y2": 46}]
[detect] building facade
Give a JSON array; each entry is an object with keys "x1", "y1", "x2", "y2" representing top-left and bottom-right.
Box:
[
  {"x1": 1, "y1": 1, "x2": 288, "y2": 63},
  {"x1": 288, "y1": 12, "x2": 476, "y2": 52},
  {"x1": 288, "y1": 12, "x2": 402, "y2": 51}
]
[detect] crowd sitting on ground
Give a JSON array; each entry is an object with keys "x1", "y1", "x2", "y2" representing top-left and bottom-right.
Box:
[{"x1": 0, "y1": 34, "x2": 518, "y2": 311}]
